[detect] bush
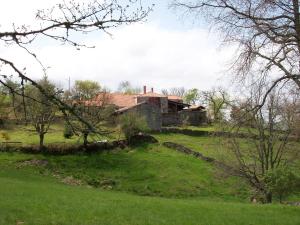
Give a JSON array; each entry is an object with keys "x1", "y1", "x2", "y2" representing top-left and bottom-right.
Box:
[
  {"x1": 63, "y1": 122, "x2": 74, "y2": 139},
  {"x1": 264, "y1": 167, "x2": 300, "y2": 203},
  {"x1": 0, "y1": 132, "x2": 10, "y2": 141},
  {"x1": 119, "y1": 112, "x2": 149, "y2": 143}
]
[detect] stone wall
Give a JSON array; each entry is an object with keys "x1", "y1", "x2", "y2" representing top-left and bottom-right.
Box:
[
  {"x1": 136, "y1": 96, "x2": 168, "y2": 114},
  {"x1": 179, "y1": 110, "x2": 207, "y2": 126},
  {"x1": 160, "y1": 97, "x2": 169, "y2": 113},
  {"x1": 162, "y1": 113, "x2": 180, "y2": 126},
  {"x1": 138, "y1": 103, "x2": 162, "y2": 131},
  {"x1": 162, "y1": 110, "x2": 207, "y2": 127},
  {"x1": 125, "y1": 102, "x2": 162, "y2": 131}
]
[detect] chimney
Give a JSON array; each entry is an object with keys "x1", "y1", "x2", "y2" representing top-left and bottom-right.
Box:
[
  {"x1": 151, "y1": 88, "x2": 154, "y2": 93},
  {"x1": 143, "y1": 85, "x2": 147, "y2": 94}
]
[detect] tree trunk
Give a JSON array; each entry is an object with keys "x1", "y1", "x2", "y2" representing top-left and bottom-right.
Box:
[
  {"x1": 83, "y1": 133, "x2": 88, "y2": 147},
  {"x1": 39, "y1": 133, "x2": 45, "y2": 150},
  {"x1": 265, "y1": 192, "x2": 272, "y2": 203}
]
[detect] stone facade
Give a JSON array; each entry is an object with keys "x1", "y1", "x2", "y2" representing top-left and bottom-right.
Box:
[
  {"x1": 162, "y1": 110, "x2": 207, "y2": 127},
  {"x1": 137, "y1": 96, "x2": 168, "y2": 113},
  {"x1": 179, "y1": 110, "x2": 207, "y2": 126},
  {"x1": 121, "y1": 102, "x2": 162, "y2": 131},
  {"x1": 162, "y1": 113, "x2": 180, "y2": 126}
]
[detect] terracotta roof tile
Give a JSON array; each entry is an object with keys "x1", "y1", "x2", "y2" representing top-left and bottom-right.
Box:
[
  {"x1": 138, "y1": 92, "x2": 167, "y2": 97},
  {"x1": 167, "y1": 95, "x2": 183, "y2": 101},
  {"x1": 88, "y1": 92, "x2": 137, "y2": 108}
]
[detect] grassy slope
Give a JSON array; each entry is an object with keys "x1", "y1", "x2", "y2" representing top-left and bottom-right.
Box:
[
  {"x1": 0, "y1": 145, "x2": 248, "y2": 200},
  {"x1": 1, "y1": 125, "x2": 300, "y2": 224},
  {"x1": 1, "y1": 166, "x2": 300, "y2": 225}
]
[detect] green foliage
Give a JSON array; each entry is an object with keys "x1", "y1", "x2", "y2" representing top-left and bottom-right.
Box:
[
  {"x1": 73, "y1": 80, "x2": 101, "y2": 100},
  {"x1": 0, "y1": 87, "x2": 12, "y2": 127},
  {"x1": 119, "y1": 112, "x2": 149, "y2": 142},
  {"x1": 265, "y1": 167, "x2": 300, "y2": 202},
  {"x1": 117, "y1": 81, "x2": 141, "y2": 94},
  {"x1": 63, "y1": 122, "x2": 74, "y2": 139},
  {"x1": 184, "y1": 88, "x2": 200, "y2": 105},
  {"x1": 202, "y1": 88, "x2": 230, "y2": 122},
  {"x1": 0, "y1": 132, "x2": 10, "y2": 141}
]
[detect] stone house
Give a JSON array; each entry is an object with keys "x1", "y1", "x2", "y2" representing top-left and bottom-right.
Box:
[{"x1": 90, "y1": 86, "x2": 207, "y2": 131}]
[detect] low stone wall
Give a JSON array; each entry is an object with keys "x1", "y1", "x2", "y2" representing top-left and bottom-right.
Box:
[{"x1": 163, "y1": 141, "x2": 238, "y2": 175}]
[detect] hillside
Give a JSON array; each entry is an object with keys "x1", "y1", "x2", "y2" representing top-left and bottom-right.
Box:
[
  {"x1": 1, "y1": 151, "x2": 300, "y2": 225},
  {"x1": 0, "y1": 126, "x2": 300, "y2": 224}
]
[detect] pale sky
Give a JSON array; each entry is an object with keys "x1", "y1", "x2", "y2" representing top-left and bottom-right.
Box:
[{"x1": 0, "y1": 0, "x2": 237, "y2": 92}]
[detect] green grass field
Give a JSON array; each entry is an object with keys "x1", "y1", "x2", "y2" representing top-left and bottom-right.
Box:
[
  {"x1": 0, "y1": 124, "x2": 300, "y2": 224},
  {"x1": 1, "y1": 156, "x2": 300, "y2": 225},
  {"x1": 0, "y1": 124, "x2": 120, "y2": 145}
]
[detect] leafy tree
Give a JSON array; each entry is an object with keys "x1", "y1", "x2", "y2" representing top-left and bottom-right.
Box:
[
  {"x1": 63, "y1": 122, "x2": 74, "y2": 139},
  {"x1": 265, "y1": 167, "x2": 300, "y2": 203},
  {"x1": 184, "y1": 88, "x2": 200, "y2": 105},
  {"x1": 119, "y1": 112, "x2": 149, "y2": 143},
  {"x1": 72, "y1": 80, "x2": 101, "y2": 100},
  {"x1": 0, "y1": 85, "x2": 11, "y2": 127},
  {"x1": 201, "y1": 87, "x2": 230, "y2": 122},
  {"x1": 0, "y1": 79, "x2": 24, "y2": 120}
]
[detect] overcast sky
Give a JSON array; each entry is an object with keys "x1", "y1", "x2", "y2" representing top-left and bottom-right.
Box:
[{"x1": 0, "y1": 0, "x2": 237, "y2": 92}]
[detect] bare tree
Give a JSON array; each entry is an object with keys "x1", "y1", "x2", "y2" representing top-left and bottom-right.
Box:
[
  {"x1": 226, "y1": 86, "x2": 299, "y2": 203},
  {"x1": 117, "y1": 81, "x2": 141, "y2": 94},
  {"x1": 0, "y1": 0, "x2": 152, "y2": 130},
  {"x1": 67, "y1": 90, "x2": 113, "y2": 147},
  {"x1": 161, "y1": 87, "x2": 186, "y2": 97},
  {"x1": 172, "y1": 0, "x2": 300, "y2": 105},
  {"x1": 24, "y1": 77, "x2": 59, "y2": 149}
]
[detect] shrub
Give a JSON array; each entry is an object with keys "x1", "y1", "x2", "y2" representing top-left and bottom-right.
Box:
[
  {"x1": 63, "y1": 122, "x2": 74, "y2": 139},
  {"x1": 264, "y1": 167, "x2": 300, "y2": 203},
  {"x1": 119, "y1": 112, "x2": 149, "y2": 143},
  {"x1": 0, "y1": 132, "x2": 10, "y2": 141}
]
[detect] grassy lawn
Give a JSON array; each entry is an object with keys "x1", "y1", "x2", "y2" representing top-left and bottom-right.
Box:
[
  {"x1": 0, "y1": 124, "x2": 120, "y2": 146},
  {"x1": 1, "y1": 164, "x2": 300, "y2": 225}
]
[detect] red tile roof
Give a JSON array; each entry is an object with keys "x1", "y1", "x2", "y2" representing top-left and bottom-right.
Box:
[
  {"x1": 139, "y1": 92, "x2": 167, "y2": 98},
  {"x1": 87, "y1": 92, "x2": 183, "y2": 109},
  {"x1": 91, "y1": 92, "x2": 137, "y2": 108},
  {"x1": 167, "y1": 95, "x2": 183, "y2": 101}
]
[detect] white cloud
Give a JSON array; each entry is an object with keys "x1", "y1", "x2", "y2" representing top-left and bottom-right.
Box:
[
  {"x1": 34, "y1": 24, "x2": 235, "y2": 91},
  {"x1": 0, "y1": 1, "x2": 236, "y2": 92},
  {"x1": 0, "y1": 0, "x2": 62, "y2": 30}
]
